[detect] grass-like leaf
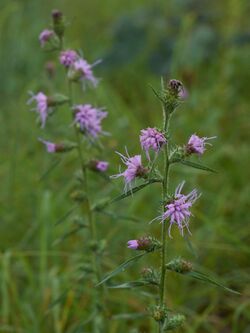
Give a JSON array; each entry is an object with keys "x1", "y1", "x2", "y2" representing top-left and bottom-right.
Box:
[
  {"x1": 96, "y1": 252, "x2": 147, "y2": 286},
  {"x1": 187, "y1": 270, "x2": 240, "y2": 294},
  {"x1": 108, "y1": 279, "x2": 158, "y2": 289},
  {"x1": 109, "y1": 178, "x2": 161, "y2": 205},
  {"x1": 112, "y1": 313, "x2": 147, "y2": 320},
  {"x1": 174, "y1": 159, "x2": 217, "y2": 173}
]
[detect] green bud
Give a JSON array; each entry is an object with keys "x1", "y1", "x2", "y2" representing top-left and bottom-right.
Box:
[
  {"x1": 137, "y1": 236, "x2": 162, "y2": 252},
  {"x1": 166, "y1": 258, "x2": 193, "y2": 274},
  {"x1": 47, "y1": 93, "x2": 69, "y2": 107},
  {"x1": 141, "y1": 267, "x2": 160, "y2": 285},
  {"x1": 163, "y1": 314, "x2": 186, "y2": 331},
  {"x1": 52, "y1": 9, "x2": 65, "y2": 38},
  {"x1": 70, "y1": 190, "x2": 86, "y2": 202},
  {"x1": 151, "y1": 305, "x2": 167, "y2": 322}
]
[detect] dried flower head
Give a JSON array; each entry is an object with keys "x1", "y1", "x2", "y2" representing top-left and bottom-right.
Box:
[
  {"x1": 39, "y1": 29, "x2": 55, "y2": 47},
  {"x1": 168, "y1": 79, "x2": 184, "y2": 97},
  {"x1": 111, "y1": 150, "x2": 148, "y2": 191},
  {"x1": 28, "y1": 92, "x2": 48, "y2": 128},
  {"x1": 140, "y1": 127, "x2": 167, "y2": 159},
  {"x1": 74, "y1": 104, "x2": 107, "y2": 139},
  {"x1": 162, "y1": 181, "x2": 200, "y2": 238},
  {"x1": 186, "y1": 134, "x2": 216, "y2": 155},
  {"x1": 59, "y1": 50, "x2": 78, "y2": 68}
]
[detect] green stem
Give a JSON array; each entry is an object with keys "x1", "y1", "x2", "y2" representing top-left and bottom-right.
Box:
[
  {"x1": 158, "y1": 82, "x2": 171, "y2": 332},
  {"x1": 68, "y1": 81, "x2": 103, "y2": 330}
]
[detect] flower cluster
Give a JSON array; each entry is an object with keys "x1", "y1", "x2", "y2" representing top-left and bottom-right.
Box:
[
  {"x1": 140, "y1": 127, "x2": 167, "y2": 159},
  {"x1": 28, "y1": 92, "x2": 48, "y2": 128},
  {"x1": 185, "y1": 134, "x2": 216, "y2": 155},
  {"x1": 162, "y1": 182, "x2": 200, "y2": 238},
  {"x1": 74, "y1": 104, "x2": 107, "y2": 139},
  {"x1": 59, "y1": 49, "x2": 78, "y2": 67}
]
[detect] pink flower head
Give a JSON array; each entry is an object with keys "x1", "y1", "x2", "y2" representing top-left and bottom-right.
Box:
[
  {"x1": 59, "y1": 50, "x2": 78, "y2": 67},
  {"x1": 74, "y1": 104, "x2": 107, "y2": 139},
  {"x1": 140, "y1": 127, "x2": 167, "y2": 159},
  {"x1": 111, "y1": 150, "x2": 147, "y2": 191},
  {"x1": 38, "y1": 138, "x2": 56, "y2": 153},
  {"x1": 162, "y1": 181, "x2": 200, "y2": 238},
  {"x1": 127, "y1": 240, "x2": 139, "y2": 250},
  {"x1": 72, "y1": 58, "x2": 99, "y2": 87},
  {"x1": 186, "y1": 134, "x2": 216, "y2": 155},
  {"x1": 39, "y1": 29, "x2": 54, "y2": 47},
  {"x1": 28, "y1": 92, "x2": 48, "y2": 128},
  {"x1": 96, "y1": 161, "x2": 109, "y2": 172}
]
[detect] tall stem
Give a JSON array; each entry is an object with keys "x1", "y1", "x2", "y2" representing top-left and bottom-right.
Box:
[
  {"x1": 158, "y1": 85, "x2": 171, "y2": 332},
  {"x1": 68, "y1": 81, "x2": 103, "y2": 330}
]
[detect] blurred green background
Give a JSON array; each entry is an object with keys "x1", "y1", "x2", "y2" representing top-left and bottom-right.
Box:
[{"x1": 0, "y1": 0, "x2": 250, "y2": 332}]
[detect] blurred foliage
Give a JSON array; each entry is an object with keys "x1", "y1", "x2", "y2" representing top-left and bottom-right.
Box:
[{"x1": 0, "y1": 0, "x2": 250, "y2": 332}]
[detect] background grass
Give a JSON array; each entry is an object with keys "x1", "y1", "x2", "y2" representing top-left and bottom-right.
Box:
[{"x1": 0, "y1": 0, "x2": 250, "y2": 332}]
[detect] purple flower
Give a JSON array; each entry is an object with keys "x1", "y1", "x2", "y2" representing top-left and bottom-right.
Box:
[
  {"x1": 39, "y1": 138, "x2": 57, "y2": 153},
  {"x1": 127, "y1": 240, "x2": 139, "y2": 250},
  {"x1": 186, "y1": 134, "x2": 216, "y2": 155},
  {"x1": 140, "y1": 127, "x2": 167, "y2": 159},
  {"x1": 162, "y1": 182, "x2": 200, "y2": 238},
  {"x1": 74, "y1": 104, "x2": 107, "y2": 139},
  {"x1": 59, "y1": 50, "x2": 78, "y2": 67},
  {"x1": 111, "y1": 150, "x2": 148, "y2": 191},
  {"x1": 96, "y1": 161, "x2": 109, "y2": 172},
  {"x1": 72, "y1": 58, "x2": 99, "y2": 87},
  {"x1": 39, "y1": 29, "x2": 54, "y2": 47},
  {"x1": 28, "y1": 92, "x2": 48, "y2": 128}
]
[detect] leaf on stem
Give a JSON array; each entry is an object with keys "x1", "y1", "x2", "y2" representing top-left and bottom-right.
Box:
[
  {"x1": 96, "y1": 252, "x2": 147, "y2": 286},
  {"x1": 108, "y1": 280, "x2": 158, "y2": 289},
  {"x1": 174, "y1": 159, "x2": 217, "y2": 173}
]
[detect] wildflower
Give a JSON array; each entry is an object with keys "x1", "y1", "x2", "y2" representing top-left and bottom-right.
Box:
[
  {"x1": 89, "y1": 160, "x2": 109, "y2": 172},
  {"x1": 127, "y1": 237, "x2": 162, "y2": 252},
  {"x1": 140, "y1": 127, "x2": 167, "y2": 159},
  {"x1": 28, "y1": 92, "x2": 48, "y2": 128},
  {"x1": 111, "y1": 150, "x2": 148, "y2": 190},
  {"x1": 162, "y1": 181, "x2": 200, "y2": 238},
  {"x1": 69, "y1": 58, "x2": 100, "y2": 87},
  {"x1": 59, "y1": 50, "x2": 78, "y2": 68},
  {"x1": 127, "y1": 240, "x2": 139, "y2": 250},
  {"x1": 39, "y1": 138, "x2": 57, "y2": 153},
  {"x1": 74, "y1": 104, "x2": 107, "y2": 139},
  {"x1": 96, "y1": 161, "x2": 109, "y2": 172},
  {"x1": 39, "y1": 29, "x2": 55, "y2": 47},
  {"x1": 185, "y1": 134, "x2": 216, "y2": 155}
]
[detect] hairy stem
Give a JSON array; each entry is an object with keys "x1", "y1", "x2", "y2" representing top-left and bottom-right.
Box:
[{"x1": 158, "y1": 81, "x2": 171, "y2": 332}]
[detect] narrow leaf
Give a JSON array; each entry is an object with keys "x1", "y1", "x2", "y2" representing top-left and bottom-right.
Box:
[
  {"x1": 112, "y1": 313, "x2": 147, "y2": 320},
  {"x1": 108, "y1": 280, "x2": 157, "y2": 289},
  {"x1": 109, "y1": 178, "x2": 161, "y2": 205},
  {"x1": 174, "y1": 159, "x2": 217, "y2": 173},
  {"x1": 39, "y1": 158, "x2": 61, "y2": 181},
  {"x1": 53, "y1": 224, "x2": 87, "y2": 245},
  {"x1": 54, "y1": 206, "x2": 77, "y2": 226},
  {"x1": 96, "y1": 252, "x2": 146, "y2": 286},
  {"x1": 187, "y1": 270, "x2": 240, "y2": 295}
]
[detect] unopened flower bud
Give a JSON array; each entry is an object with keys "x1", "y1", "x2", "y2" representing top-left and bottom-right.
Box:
[
  {"x1": 39, "y1": 138, "x2": 77, "y2": 154},
  {"x1": 141, "y1": 267, "x2": 159, "y2": 285},
  {"x1": 127, "y1": 237, "x2": 161, "y2": 252},
  {"x1": 70, "y1": 190, "x2": 86, "y2": 202},
  {"x1": 168, "y1": 79, "x2": 184, "y2": 97},
  {"x1": 45, "y1": 61, "x2": 56, "y2": 79},
  {"x1": 47, "y1": 93, "x2": 69, "y2": 107},
  {"x1": 164, "y1": 314, "x2": 186, "y2": 330},
  {"x1": 52, "y1": 9, "x2": 65, "y2": 38},
  {"x1": 151, "y1": 305, "x2": 167, "y2": 322},
  {"x1": 166, "y1": 258, "x2": 193, "y2": 274},
  {"x1": 88, "y1": 160, "x2": 109, "y2": 172}
]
